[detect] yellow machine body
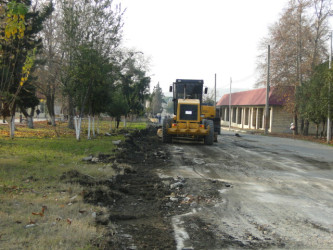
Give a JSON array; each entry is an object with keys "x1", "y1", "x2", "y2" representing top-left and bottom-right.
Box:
[
  {"x1": 167, "y1": 99, "x2": 209, "y2": 136},
  {"x1": 162, "y1": 79, "x2": 217, "y2": 145},
  {"x1": 201, "y1": 105, "x2": 216, "y2": 119}
]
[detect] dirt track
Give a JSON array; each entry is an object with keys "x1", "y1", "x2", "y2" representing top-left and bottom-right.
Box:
[{"x1": 67, "y1": 127, "x2": 333, "y2": 249}]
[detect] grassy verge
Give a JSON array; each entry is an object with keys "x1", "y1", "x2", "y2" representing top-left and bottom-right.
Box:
[{"x1": 0, "y1": 120, "x2": 147, "y2": 249}]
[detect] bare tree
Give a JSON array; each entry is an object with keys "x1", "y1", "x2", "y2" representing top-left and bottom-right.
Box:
[
  {"x1": 34, "y1": 0, "x2": 62, "y2": 127},
  {"x1": 310, "y1": 0, "x2": 331, "y2": 69},
  {"x1": 257, "y1": 0, "x2": 331, "y2": 134}
]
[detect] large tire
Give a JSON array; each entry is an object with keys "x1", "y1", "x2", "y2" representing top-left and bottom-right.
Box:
[
  {"x1": 214, "y1": 118, "x2": 221, "y2": 135},
  {"x1": 162, "y1": 118, "x2": 172, "y2": 143},
  {"x1": 204, "y1": 119, "x2": 214, "y2": 145}
]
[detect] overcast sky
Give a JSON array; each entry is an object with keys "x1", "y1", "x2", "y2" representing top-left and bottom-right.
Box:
[{"x1": 118, "y1": 0, "x2": 289, "y2": 94}]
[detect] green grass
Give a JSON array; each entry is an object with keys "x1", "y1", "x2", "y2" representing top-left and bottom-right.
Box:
[
  {"x1": 0, "y1": 120, "x2": 147, "y2": 189},
  {"x1": 0, "y1": 120, "x2": 147, "y2": 249},
  {"x1": 0, "y1": 136, "x2": 122, "y2": 190}
]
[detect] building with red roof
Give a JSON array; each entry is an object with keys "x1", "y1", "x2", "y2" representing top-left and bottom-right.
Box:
[{"x1": 216, "y1": 87, "x2": 312, "y2": 133}]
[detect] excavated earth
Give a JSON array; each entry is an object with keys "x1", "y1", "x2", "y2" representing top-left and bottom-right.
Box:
[
  {"x1": 61, "y1": 127, "x2": 333, "y2": 249},
  {"x1": 61, "y1": 127, "x2": 181, "y2": 249},
  {"x1": 61, "y1": 127, "x2": 230, "y2": 249}
]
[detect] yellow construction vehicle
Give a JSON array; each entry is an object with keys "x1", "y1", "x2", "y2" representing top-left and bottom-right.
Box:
[{"x1": 162, "y1": 79, "x2": 220, "y2": 145}]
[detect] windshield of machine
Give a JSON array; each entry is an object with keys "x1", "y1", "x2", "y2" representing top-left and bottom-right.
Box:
[{"x1": 175, "y1": 83, "x2": 203, "y2": 100}]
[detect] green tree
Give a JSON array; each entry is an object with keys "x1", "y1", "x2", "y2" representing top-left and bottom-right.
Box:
[
  {"x1": 119, "y1": 51, "x2": 150, "y2": 124},
  {"x1": 106, "y1": 88, "x2": 129, "y2": 129},
  {"x1": 151, "y1": 83, "x2": 164, "y2": 116},
  {"x1": 71, "y1": 44, "x2": 121, "y2": 139},
  {"x1": 17, "y1": 82, "x2": 39, "y2": 128},
  {"x1": 59, "y1": 0, "x2": 123, "y2": 129},
  {"x1": 297, "y1": 61, "x2": 332, "y2": 137},
  {"x1": 165, "y1": 99, "x2": 174, "y2": 115},
  {"x1": 0, "y1": 0, "x2": 52, "y2": 138}
]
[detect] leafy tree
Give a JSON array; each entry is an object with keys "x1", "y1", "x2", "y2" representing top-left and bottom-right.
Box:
[
  {"x1": 17, "y1": 81, "x2": 39, "y2": 128},
  {"x1": 297, "y1": 61, "x2": 331, "y2": 137},
  {"x1": 70, "y1": 44, "x2": 119, "y2": 139},
  {"x1": 106, "y1": 88, "x2": 129, "y2": 129},
  {"x1": 119, "y1": 51, "x2": 150, "y2": 123},
  {"x1": 0, "y1": 0, "x2": 52, "y2": 138},
  {"x1": 58, "y1": 0, "x2": 124, "y2": 129},
  {"x1": 151, "y1": 83, "x2": 164, "y2": 116},
  {"x1": 165, "y1": 99, "x2": 174, "y2": 115}
]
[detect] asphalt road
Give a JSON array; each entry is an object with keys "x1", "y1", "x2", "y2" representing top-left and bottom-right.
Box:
[{"x1": 157, "y1": 130, "x2": 333, "y2": 249}]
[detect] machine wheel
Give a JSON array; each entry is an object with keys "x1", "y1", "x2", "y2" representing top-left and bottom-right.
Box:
[
  {"x1": 202, "y1": 119, "x2": 207, "y2": 128},
  {"x1": 162, "y1": 118, "x2": 172, "y2": 143},
  {"x1": 214, "y1": 118, "x2": 221, "y2": 135},
  {"x1": 204, "y1": 119, "x2": 214, "y2": 145}
]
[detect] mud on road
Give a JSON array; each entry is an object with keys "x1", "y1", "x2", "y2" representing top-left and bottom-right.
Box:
[
  {"x1": 62, "y1": 127, "x2": 333, "y2": 249},
  {"x1": 62, "y1": 127, "x2": 231, "y2": 249}
]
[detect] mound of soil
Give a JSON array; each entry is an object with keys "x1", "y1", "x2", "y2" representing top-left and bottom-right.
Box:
[
  {"x1": 61, "y1": 127, "x2": 177, "y2": 249},
  {"x1": 60, "y1": 125, "x2": 238, "y2": 249}
]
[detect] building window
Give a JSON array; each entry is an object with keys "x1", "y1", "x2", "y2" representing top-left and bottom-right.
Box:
[
  {"x1": 232, "y1": 108, "x2": 236, "y2": 123},
  {"x1": 252, "y1": 108, "x2": 257, "y2": 127},
  {"x1": 244, "y1": 108, "x2": 249, "y2": 125},
  {"x1": 258, "y1": 108, "x2": 263, "y2": 128},
  {"x1": 226, "y1": 108, "x2": 229, "y2": 121},
  {"x1": 221, "y1": 108, "x2": 225, "y2": 121},
  {"x1": 237, "y1": 108, "x2": 242, "y2": 124}
]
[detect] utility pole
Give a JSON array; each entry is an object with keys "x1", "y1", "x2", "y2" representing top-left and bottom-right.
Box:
[
  {"x1": 229, "y1": 77, "x2": 232, "y2": 131},
  {"x1": 265, "y1": 45, "x2": 271, "y2": 135},
  {"x1": 328, "y1": 32, "x2": 332, "y2": 143},
  {"x1": 214, "y1": 73, "x2": 217, "y2": 109}
]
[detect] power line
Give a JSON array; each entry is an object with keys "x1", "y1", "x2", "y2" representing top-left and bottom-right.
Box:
[{"x1": 232, "y1": 72, "x2": 257, "y2": 84}]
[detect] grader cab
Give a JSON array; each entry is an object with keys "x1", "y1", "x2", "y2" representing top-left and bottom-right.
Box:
[{"x1": 162, "y1": 79, "x2": 220, "y2": 145}]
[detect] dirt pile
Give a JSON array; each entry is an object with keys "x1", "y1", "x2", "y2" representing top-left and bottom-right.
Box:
[
  {"x1": 60, "y1": 127, "x2": 177, "y2": 249},
  {"x1": 61, "y1": 126, "x2": 239, "y2": 249}
]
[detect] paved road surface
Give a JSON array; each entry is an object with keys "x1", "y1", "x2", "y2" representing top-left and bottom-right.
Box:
[{"x1": 158, "y1": 130, "x2": 333, "y2": 249}]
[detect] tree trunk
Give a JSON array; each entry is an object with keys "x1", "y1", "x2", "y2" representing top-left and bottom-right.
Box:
[
  {"x1": 116, "y1": 117, "x2": 120, "y2": 128},
  {"x1": 329, "y1": 121, "x2": 333, "y2": 141},
  {"x1": 9, "y1": 114, "x2": 15, "y2": 139},
  {"x1": 9, "y1": 103, "x2": 16, "y2": 138},
  {"x1": 74, "y1": 116, "x2": 82, "y2": 141},
  {"x1": 316, "y1": 124, "x2": 319, "y2": 138},
  {"x1": 300, "y1": 118, "x2": 304, "y2": 135},
  {"x1": 321, "y1": 120, "x2": 326, "y2": 138},
  {"x1": 293, "y1": 114, "x2": 298, "y2": 135},
  {"x1": 19, "y1": 106, "x2": 34, "y2": 129},
  {"x1": 97, "y1": 117, "x2": 100, "y2": 135},
  {"x1": 68, "y1": 96, "x2": 75, "y2": 129},
  {"x1": 50, "y1": 115, "x2": 56, "y2": 126},
  {"x1": 124, "y1": 115, "x2": 127, "y2": 128},
  {"x1": 87, "y1": 115, "x2": 91, "y2": 139},
  {"x1": 303, "y1": 119, "x2": 309, "y2": 136},
  {"x1": 110, "y1": 117, "x2": 113, "y2": 131},
  {"x1": 27, "y1": 116, "x2": 33, "y2": 129},
  {"x1": 92, "y1": 116, "x2": 95, "y2": 138},
  {"x1": 28, "y1": 108, "x2": 35, "y2": 128},
  {"x1": 46, "y1": 94, "x2": 56, "y2": 126}
]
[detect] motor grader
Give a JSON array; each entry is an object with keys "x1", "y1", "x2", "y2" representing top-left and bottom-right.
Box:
[{"x1": 162, "y1": 79, "x2": 220, "y2": 145}]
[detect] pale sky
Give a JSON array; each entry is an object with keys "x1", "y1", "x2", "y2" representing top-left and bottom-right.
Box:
[{"x1": 118, "y1": 0, "x2": 289, "y2": 94}]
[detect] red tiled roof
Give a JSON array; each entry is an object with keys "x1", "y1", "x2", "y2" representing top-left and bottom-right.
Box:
[{"x1": 216, "y1": 87, "x2": 292, "y2": 106}]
